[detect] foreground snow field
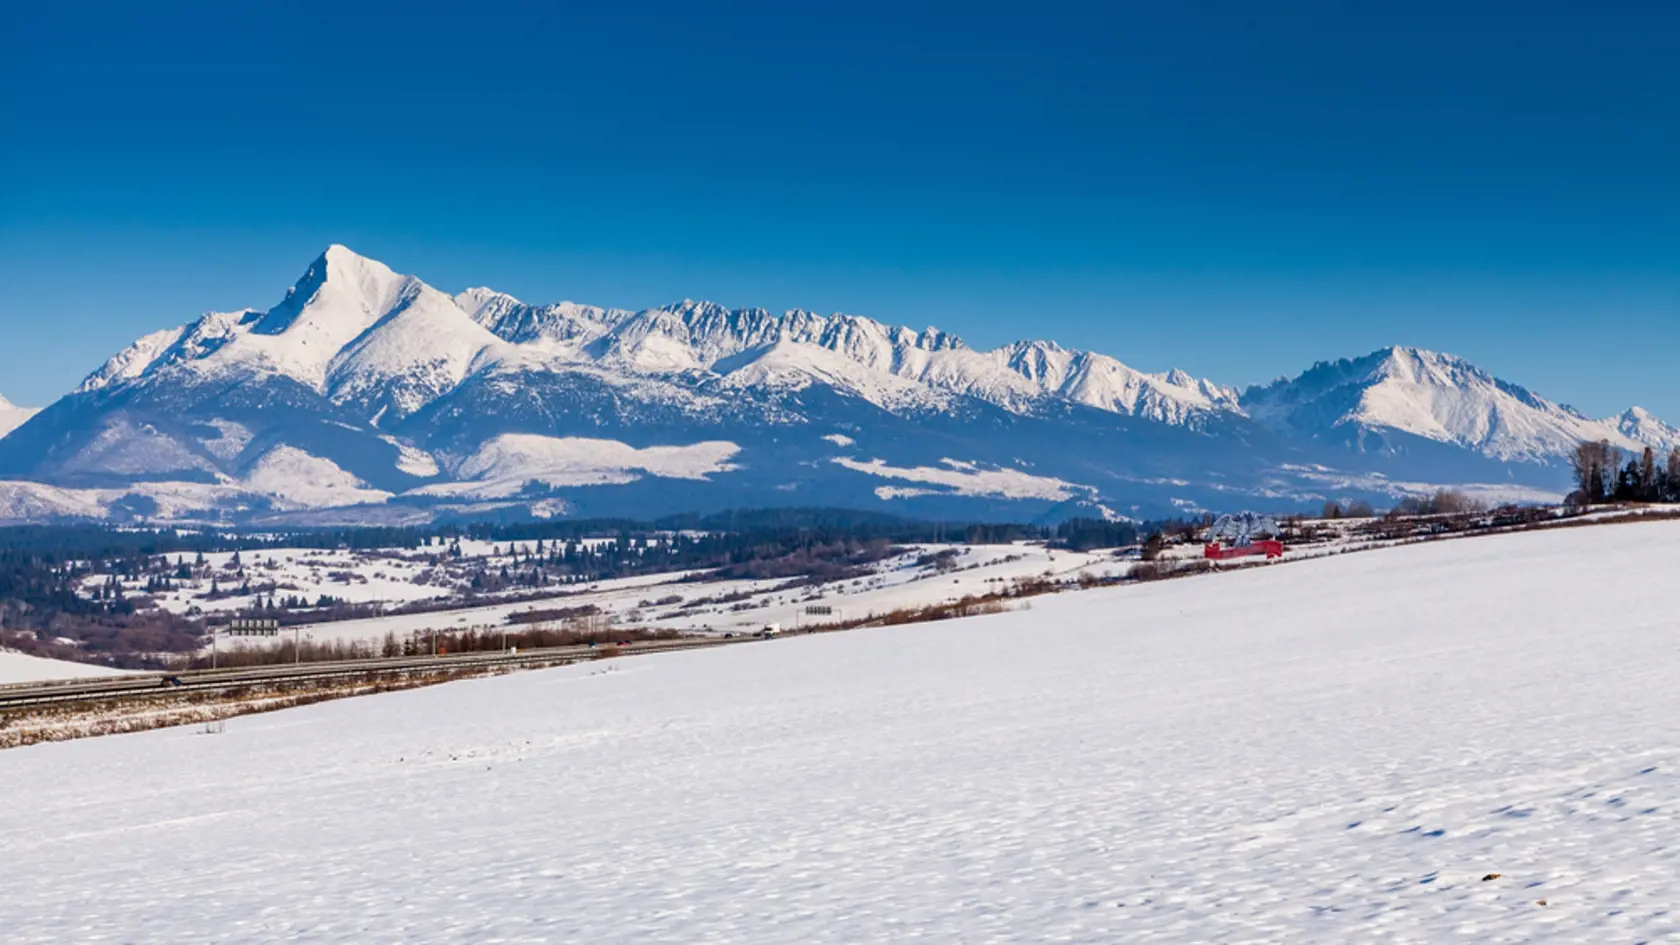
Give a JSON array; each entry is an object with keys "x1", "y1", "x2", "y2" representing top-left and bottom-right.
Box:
[{"x1": 6, "y1": 522, "x2": 1680, "y2": 942}]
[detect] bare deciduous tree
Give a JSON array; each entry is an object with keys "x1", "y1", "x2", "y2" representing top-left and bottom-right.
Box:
[{"x1": 1570, "y1": 439, "x2": 1616, "y2": 504}]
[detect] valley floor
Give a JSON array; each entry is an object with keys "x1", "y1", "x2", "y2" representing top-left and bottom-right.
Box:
[{"x1": 5, "y1": 521, "x2": 1680, "y2": 941}]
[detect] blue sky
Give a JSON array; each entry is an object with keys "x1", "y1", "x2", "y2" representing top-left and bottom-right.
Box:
[{"x1": 2, "y1": 1, "x2": 1675, "y2": 416}]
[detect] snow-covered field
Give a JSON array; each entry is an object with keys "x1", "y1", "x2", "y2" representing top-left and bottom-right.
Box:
[
  {"x1": 294, "y1": 543, "x2": 1127, "y2": 644},
  {"x1": 6, "y1": 521, "x2": 1680, "y2": 940},
  {"x1": 293, "y1": 568, "x2": 709, "y2": 644},
  {"x1": 60, "y1": 535, "x2": 1127, "y2": 660},
  {"x1": 0, "y1": 650, "x2": 129, "y2": 684},
  {"x1": 78, "y1": 537, "x2": 637, "y2": 618}
]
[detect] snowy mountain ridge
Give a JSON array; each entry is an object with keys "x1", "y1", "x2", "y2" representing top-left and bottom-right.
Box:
[
  {"x1": 1240, "y1": 347, "x2": 1671, "y2": 462},
  {"x1": 74, "y1": 247, "x2": 1666, "y2": 455},
  {"x1": 77, "y1": 245, "x2": 1235, "y2": 427},
  {"x1": 0, "y1": 245, "x2": 1673, "y2": 525}
]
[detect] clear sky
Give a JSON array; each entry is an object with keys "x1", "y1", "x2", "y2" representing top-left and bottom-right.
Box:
[{"x1": 2, "y1": 1, "x2": 1675, "y2": 416}]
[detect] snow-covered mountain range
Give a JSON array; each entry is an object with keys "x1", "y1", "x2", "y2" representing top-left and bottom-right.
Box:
[
  {"x1": 1240, "y1": 348, "x2": 1680, "y2": 462},
  {"x1": 0, "y1": 246, "x2": 1670, "y2": 525}
]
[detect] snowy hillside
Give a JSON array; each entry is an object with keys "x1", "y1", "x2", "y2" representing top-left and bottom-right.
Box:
[
  {"x1": 0, "y1": 650, "x2": 128, "y2": 684},
  {"x1": 0, "y1": 395, "x2": 37, "y2": 440},
  {"x1": 0, "y1": 247, "x2": 1673, "y2": 524},
  {"x1": 7, "y1": 521, "x2": 1680, "y2": 941}
]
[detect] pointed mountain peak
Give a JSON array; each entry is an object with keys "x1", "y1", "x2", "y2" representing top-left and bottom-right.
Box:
[
  {"x1": 1617, "y1": 406, "x2": 1680, "y2": 452},
  {"x1": 1371, "y1": 344, "x2": 1443, "y2": 366},
  {"x1": 1357, "y1": 345, "x2": 1488, "y2": 386},
  {"x1": 312, "y1": 244, "x2": 403, "y2": 296},
  {"x1": 275, "y1": 244, "x2": 404, "y2": 306},
  {"x1": 321, "y1": 242, "x2": 375, "y2": 264},
  {"x1": 1379, "y1": 344, "x2": 1447, "y2": 356},
  {"x1": 261, "y1": 245, "x2": 417, "y2": 335}
]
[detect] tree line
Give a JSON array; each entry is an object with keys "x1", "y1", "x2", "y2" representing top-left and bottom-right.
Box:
[
  {"x1": 1570, "y1": 440, "x2": 1680, "y2": 505},
  {"x1": 0, "y1": 510, "x2": 1155, "y2": 666}
]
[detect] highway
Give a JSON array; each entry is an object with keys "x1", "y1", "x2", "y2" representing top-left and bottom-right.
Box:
[{"x1": 0, "y1": 637, "x2": 742, "y2": 710}]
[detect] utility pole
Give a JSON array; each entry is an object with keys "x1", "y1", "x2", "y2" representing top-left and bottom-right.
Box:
[
  {"x1": 211, "y1": 627, "x2": 218, "y2": 671},
  {"x1": 294, "y1": 625, "x2": 301, "y2": 665}
]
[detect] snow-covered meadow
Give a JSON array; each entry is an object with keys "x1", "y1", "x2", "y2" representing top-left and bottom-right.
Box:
[
  {"x1": 6, "y1": 520, "x2": 1680, "y2": 941},
  {"x1": 0, "y1": 650, "x2": 129, "y2": 685},
  {"x1": 293, "y1": 542, "x2": 1127, "y2": 644},
  {"x1": 75, "y1": 537, "x2": 642, "y2": 619}
]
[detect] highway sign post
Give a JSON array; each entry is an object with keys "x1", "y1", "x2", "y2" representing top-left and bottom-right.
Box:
[{"x1": 213, "y1": 618, "x2": 281, "y2": 670}]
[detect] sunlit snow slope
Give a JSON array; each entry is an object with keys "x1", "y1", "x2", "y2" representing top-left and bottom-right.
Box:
[
  {"x1": 0, "y1": 395, "x2": 38, "y2": 440},
  {"x1": 0, "y1": 650, "x2": 127, "y2": 684},
  {"x1": 6, "y1": 522, "x2": 1680, "y2": 941}
]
